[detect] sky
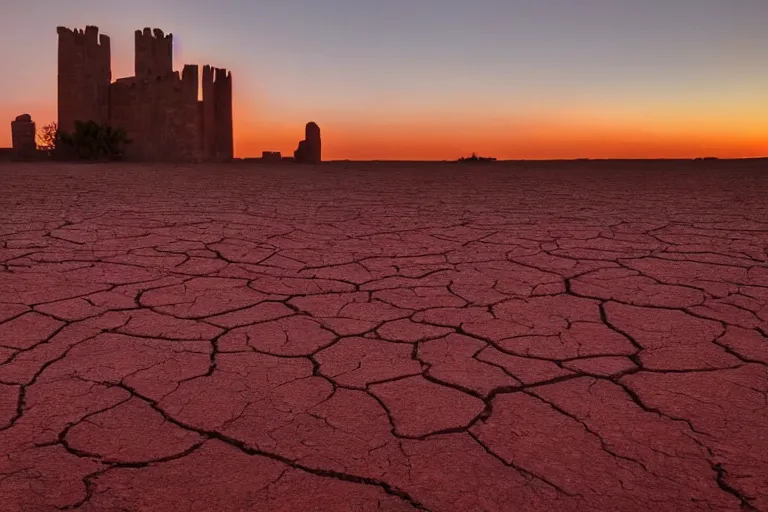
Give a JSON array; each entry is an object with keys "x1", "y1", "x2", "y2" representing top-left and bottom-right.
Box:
[{"x1": 1, "y1": 0, "x2": 767, "y2": 160}]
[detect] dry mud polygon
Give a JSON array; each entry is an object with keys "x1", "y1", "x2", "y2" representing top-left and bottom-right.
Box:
[{"x1": 0, "y1": 160, "x2": 766, "y2": 511}]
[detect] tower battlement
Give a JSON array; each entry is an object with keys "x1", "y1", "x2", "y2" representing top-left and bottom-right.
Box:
[
  {"x1": 56, "y1": 25, "x2": 110, "y2": 49},
  {"x1": 111, "y1": 66, "x2": 198, "y2": 99},
  {"x1": 134, "y1": 27, "x2": 173, "y2": 78}
]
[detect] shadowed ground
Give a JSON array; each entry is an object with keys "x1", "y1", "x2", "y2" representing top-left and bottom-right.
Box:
[{"x1": 0, "y1": 160, "x2": 766, "y2": 512}]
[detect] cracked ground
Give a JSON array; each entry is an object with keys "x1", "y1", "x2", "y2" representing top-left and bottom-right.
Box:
[{"x1": 1, "y1": 160, "x2": 767, "y2": 512}]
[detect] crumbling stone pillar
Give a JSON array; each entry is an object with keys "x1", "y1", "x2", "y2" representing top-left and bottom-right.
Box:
[
  {"x1": 294, "y1": 122, "x2": 321, "y2": 164},
  {"x1": 11, "y1": 114, "x2": 37, "y2": 160}
]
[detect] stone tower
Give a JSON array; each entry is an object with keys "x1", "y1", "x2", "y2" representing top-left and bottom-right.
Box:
[
  {"x1": 134, "y1": 28, "x2": 173, "y2": 78},
  {"x1": 201, "y1": 65, "x2": 234, "y2": 160},
  {"x1": 56, "y1": 26, "x2": 111, "y2": 134}
]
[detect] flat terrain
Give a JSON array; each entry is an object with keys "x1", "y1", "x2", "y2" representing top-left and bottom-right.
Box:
[{"x1": 0, "y1": 160, "x2": 767, "y2": 512}]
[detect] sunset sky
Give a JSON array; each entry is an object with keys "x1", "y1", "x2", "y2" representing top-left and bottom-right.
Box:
[{"x1": 1, "y1": 0, "x2": 767, "y2": 160}]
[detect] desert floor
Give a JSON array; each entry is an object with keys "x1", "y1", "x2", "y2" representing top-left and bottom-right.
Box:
[{"x1": 0, "y1": 160, "x2": 767, "y2": 511}]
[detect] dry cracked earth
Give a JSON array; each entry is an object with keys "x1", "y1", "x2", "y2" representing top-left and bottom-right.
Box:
[{"x1": 0, "y1": 160, "x2": 767, "y2": 512}]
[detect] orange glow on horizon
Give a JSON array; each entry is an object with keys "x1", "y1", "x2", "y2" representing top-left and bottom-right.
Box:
[
  {"x1": 2, "y1": 99, "x2": 765, "y2": 161},
  {"x1": 233, "y1": 110, "x2": 768, "y2": 160}
]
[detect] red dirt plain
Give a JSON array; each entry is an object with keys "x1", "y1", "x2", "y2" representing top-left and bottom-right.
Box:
[{"x1": 0, "y1": 160, "x2": 767, "y2": 511}]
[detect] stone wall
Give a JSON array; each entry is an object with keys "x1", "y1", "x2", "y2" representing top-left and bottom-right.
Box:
[{"x1": 110, "y1": 66, "x2": 201, "y2": 161}]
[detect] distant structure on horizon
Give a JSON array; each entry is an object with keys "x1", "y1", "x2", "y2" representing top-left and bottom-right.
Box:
[
  {"x1": 294, "y1": 122, "x2": 322, "y2": 164},
  {"x1": 10, "y1": 114, "x2": 37, "y2": 160},
  {"x1": 457, "y1": 152, "x2": 496, "y2": 163},
  {"x1": 56, "y1": 26, "x2": 233, "y2": 162}
]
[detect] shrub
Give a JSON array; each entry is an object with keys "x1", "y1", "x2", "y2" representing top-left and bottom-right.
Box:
[{"x1": 57, "y1": 120, "x2": 132, "y2": 161}]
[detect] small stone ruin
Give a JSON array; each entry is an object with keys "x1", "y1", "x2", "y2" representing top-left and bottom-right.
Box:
[
  {"x1": 261, "y1": 151, "x2": 282, "y2": 163},
  {"x1": 11, "y1": 114, "x2": 37, "y2": 159}
]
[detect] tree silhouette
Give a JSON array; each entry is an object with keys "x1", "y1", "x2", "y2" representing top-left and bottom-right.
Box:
[{"x1": 36, "y1": 121, "x2": 58, "y2": 155}]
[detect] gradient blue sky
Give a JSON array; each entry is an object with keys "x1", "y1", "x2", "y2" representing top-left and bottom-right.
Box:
[{"x1": 1, "y1": 0, "x2": 767, "y2": 159}]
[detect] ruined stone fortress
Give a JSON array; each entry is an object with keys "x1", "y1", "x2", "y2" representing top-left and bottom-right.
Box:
[{"x1": 57, "y1": 25, "x2": 233, "y2": 161}]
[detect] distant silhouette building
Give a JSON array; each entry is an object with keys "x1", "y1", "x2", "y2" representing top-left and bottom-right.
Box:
[
  {"x1": 294, "y1": 122, "x2": 322, "y2": 164},
  {"x1": 261, "y1": 151, "x2": 282, "y2": 162},
  {"x1": 56, "y1": 26, "x2": 233, "y2": 162},
  {"x1": 457, "y1": 152, "x2": 496, "y2": 163}
]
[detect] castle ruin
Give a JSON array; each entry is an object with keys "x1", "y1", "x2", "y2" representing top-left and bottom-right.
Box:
[{"x1": 57, "y1": 26, "x2": 233, "y2": 161}]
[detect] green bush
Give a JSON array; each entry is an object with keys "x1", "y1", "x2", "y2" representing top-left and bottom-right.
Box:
[{"x1": 57, "y1": 120, "x2": 131, "y2": 161}]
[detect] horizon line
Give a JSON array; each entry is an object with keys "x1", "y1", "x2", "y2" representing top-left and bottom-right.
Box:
[{"x1": 233, "y1": 156, "x2": 768, "y2": 163}]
